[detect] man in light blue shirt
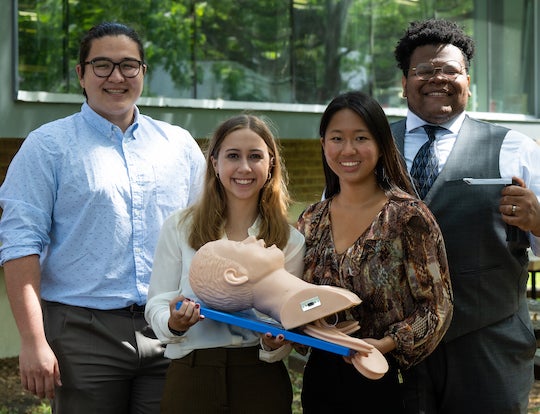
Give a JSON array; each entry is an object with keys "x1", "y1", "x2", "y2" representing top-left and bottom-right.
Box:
[{"x1": 0, "y1": 22, "x2": 205, "y2": 413}]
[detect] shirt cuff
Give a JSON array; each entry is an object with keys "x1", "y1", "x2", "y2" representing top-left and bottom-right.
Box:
[
  {"x1": 258, "y1": 340, "x2": 292, "y2": 363},
  {"x1": 530, "y1": 234, "x2": 540, "y2": 257}
]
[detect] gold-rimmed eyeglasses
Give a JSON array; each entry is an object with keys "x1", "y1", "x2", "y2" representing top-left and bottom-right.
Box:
[
  {"x1": 84, "y1": 58, "x2": 144, "y2": 78},
  {"x1": 410, "y1": 60, "x2": 465, "y2": 81}
]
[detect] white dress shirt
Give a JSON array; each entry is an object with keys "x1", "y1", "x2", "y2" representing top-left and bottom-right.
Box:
[{"x1": 404, "y1": 110, "x2": 540, "y2": 254}]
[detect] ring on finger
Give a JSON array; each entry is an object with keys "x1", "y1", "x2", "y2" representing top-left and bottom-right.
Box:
[{"x1": 511, "y1": 205, "x2": 517, "y2": 216}]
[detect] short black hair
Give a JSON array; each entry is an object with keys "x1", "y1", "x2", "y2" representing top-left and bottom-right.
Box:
[
  {"x1": 394, "y1": 19, "x2": 475, "y2": 77},
  {"x1": 78, "y1": 22, "x2": 145, "y2": 76}
]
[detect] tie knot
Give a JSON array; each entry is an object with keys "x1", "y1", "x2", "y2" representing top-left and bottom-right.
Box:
[{"x1": 423, "y1": 125, "x2": 442, "y2": 142}]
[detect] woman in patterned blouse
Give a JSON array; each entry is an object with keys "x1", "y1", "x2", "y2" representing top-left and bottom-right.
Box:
[{"x1": 296, "y1": 91, "x2": 453, "y2": 413}]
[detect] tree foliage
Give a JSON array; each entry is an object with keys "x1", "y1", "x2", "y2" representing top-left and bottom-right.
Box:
[{"x1": 17, "y1": 0, "x2": 473, "y2": 105}]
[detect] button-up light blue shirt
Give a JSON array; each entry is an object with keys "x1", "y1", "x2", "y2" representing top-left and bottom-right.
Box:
[{"x1": 0, "y1": 103, "x2": 205, "y2": 309}]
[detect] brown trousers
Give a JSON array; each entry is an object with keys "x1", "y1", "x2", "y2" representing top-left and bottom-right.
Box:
[{"x1": 161, "y1": 346, "x2": 292, "y2": 414}]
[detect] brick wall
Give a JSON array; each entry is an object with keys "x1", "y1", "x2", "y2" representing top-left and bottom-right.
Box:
[
  {"x1": 0, "y1": 139, "x2": 23, "y2": 184},
  {"x1": 281, "y1": 139, "x2": 324, "y2": 203},
  {"x1": 0, "y1": 138, "x2": 324, "y2": 204}
]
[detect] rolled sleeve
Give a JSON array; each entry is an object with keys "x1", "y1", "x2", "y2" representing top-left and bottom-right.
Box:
[{"x1": 0, "y1": 133, "x2": 56, "y2": 264}]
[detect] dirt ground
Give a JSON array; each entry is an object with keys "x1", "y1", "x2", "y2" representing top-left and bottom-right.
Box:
[
  {"x1": 0, "y1": 357, "x2": 49, "y2": 413},
  {"x1": 531, "y1": 381, "x2": 540, "y2": 414},
  {"x1": 1, "y1": 356, "x2": 540, "y2": 413}
]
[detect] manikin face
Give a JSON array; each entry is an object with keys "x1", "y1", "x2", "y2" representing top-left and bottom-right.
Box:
[
  {"x1": 321, "y1": 108, "x2": 381, "y2": 187},
  {"x1": 212, "y1": 128, "x2": 272, "y2": 206},
  {"x1": 190, "y1": 237, "x2": 284, "y2": 312},
  {"x1": 76, "y1": 35, "x2": 145, "y2": 130},
  {"x1": 212, "y1": 236, "x2": 285, "y2": 283},
  {"x1": 402, "y1": 44, "x2": 471, "y2": 125}
]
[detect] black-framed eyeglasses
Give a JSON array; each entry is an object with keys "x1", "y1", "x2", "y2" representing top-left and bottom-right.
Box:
[
  {"x1": 410, "y1": 60, "x2": 465, "y2": 81},
  {"x1": 84, "y1": 58, "x2": 144, "y2": 78}
]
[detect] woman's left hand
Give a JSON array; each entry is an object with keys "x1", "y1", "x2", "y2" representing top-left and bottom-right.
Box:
[{"x1": 260, "y1": 332, "x2": 289, "y2": 351}]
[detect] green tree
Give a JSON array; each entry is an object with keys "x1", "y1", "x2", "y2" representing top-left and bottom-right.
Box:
[{"x1": 17, "y1": 0, "x2": 474, "y2": 104}]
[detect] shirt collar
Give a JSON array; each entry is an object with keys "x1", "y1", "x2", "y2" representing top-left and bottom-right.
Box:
[
  {"x1": 127, "y1": 107, "x2": 140, "y2": 136},
  {"x1": 405, "y1": 110, "x2": 466, "y2": 135},
  {"x1": 81, "y1": 102, "x2": 140, "y2": 140},
  {"x1": 247, "y1": 216, "x2": 261, "y2": 237},
  {"x1": 219, "y1": 216, "x2": 261, "y2": 240}
]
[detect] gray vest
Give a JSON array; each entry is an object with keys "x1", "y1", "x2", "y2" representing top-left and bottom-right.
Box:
[{"x1": 391, "y1": 116, "x2": 529, "y2": 341}]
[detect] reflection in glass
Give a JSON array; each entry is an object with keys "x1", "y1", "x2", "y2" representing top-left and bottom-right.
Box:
[{"x1": 16, "y1": 0, "x2": 534, "y2": 115}]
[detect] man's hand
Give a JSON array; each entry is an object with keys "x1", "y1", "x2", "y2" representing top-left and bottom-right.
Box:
[
  {"x1": 3, "y1": 255, "x2": 60, "y2": 399},
  {"x1": 500, "y1": 177, "x2": 540, "y2": 236},
  {"x1": 19, "y1": 341, "x2": 61, "y2": 399}
]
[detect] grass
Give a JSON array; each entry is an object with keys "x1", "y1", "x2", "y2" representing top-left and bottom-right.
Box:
[
  {"x1": 286, "y1": 353, "x2": 305, "y2": 414},
  {"x1": 288, "y1": 201, "x2": 310, "y2": 224},
  {"x1": 0, "y1": 402, "x2": 50, "y2": 414}
]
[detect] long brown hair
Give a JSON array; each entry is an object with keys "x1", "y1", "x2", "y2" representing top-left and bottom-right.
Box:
[{"x1": 184, "y1": 114, "x2": 291, "y2": 250}]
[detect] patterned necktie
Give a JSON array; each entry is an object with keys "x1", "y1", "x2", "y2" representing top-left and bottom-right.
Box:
[{"x1": 411, "y1": 125, "x2": 442, "y2": 199}]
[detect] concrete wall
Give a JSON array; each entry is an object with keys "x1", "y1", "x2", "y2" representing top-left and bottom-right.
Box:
[{"x1": 0, "y1": 268, "x2": 20, "y2": 357}]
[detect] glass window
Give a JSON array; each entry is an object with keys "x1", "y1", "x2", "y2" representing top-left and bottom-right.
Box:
[
  {"x1": 471, "y1": 0, "x2": 535, "y2": 114},
  {"x1": 16, "y1": 0, "x2": 537, "y2": 115}
]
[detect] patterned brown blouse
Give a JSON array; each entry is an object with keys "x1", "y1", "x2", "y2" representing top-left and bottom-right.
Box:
[{"x1": 296, "y1": 191, "x2": 453, "y2": 369}]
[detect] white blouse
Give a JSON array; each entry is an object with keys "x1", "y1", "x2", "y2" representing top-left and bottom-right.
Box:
[{"x1": 145, "y1": 208, "x2": 305, "y2": 360}]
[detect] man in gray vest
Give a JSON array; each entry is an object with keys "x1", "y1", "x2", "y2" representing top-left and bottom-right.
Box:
[{"x1": 391, "y1": 18, "x2": 540, "y2": 413}]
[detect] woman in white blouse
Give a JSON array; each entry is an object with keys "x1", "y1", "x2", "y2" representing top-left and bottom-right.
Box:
[{"x1": 145, "y1": 114, "x2": 305, "y2": 414}]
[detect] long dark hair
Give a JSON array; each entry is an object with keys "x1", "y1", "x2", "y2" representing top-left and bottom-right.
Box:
[{"x1": 320, "y1": 91, "x2": 415, "y2": 199}]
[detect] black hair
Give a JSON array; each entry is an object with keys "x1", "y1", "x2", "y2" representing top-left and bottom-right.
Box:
[
  {"x1": 319, "y1": 91, "x2": 415, "y2": 199},
  {"x1": 394, "y1": 18, "x2": 475, "y2": 77}
]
